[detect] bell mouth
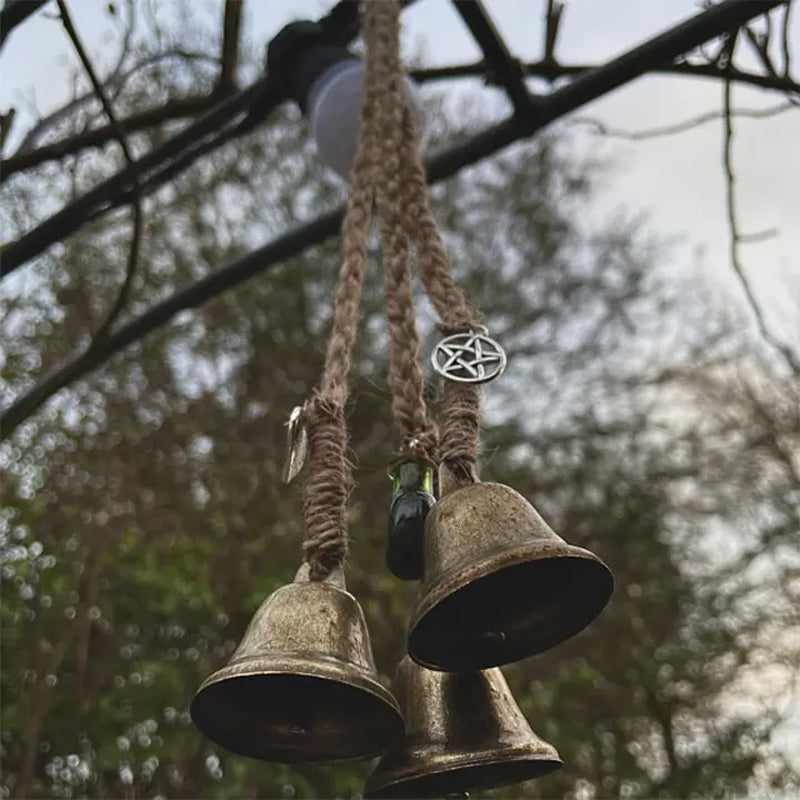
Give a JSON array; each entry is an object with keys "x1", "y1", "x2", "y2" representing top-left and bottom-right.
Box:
[
  {"x1": 365, "y1": 742, "x2": 562, "y2": 798},
  {"x1": 190, "y1": 655, "x2": 404, "y2": 763},
  {"x1": 408, "y1": 542, "x2": 613, "y2": 671}
]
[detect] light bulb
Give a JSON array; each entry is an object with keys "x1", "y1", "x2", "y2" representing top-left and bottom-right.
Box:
[
  {"x1": 267, "y1": 21, "x2": 425, "y2": 180},
  {"x1": 308, "y1": 60, "x2": 425, "y2": 179}
]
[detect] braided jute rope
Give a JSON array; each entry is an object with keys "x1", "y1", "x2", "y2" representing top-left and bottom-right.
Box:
[
  {"x1": 373, "y1": 0, "x2": 482, "y2": 489},
  {"x1": 372, "y1": 1, "x2": 437, "y2": 464},
  {"x1": 396, "y1": 85, "x2": 483, "y2": 492},
  {"x1": 303, "y1": 0, "x2": 484, "y2": 579},
  {"x1": 302, "y1": 4, "x2": 382, "y2": 581}
]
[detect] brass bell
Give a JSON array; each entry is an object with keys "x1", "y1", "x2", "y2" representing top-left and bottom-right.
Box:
[
  {"x1": 364, "y1": 656, "x2": 561, "y2": 798},
  {"x1": 408, "y1": 482, "x2": 613, "y2": 671},
  {"x1": 190, "y1": 564, "x2": 404, "y2": 763}
]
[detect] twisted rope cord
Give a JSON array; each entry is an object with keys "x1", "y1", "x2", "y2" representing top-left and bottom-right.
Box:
[
  {"x1": 302, "y1": 6, "x2": 381, "y2": 581},
  {"x1": 303, "y1": 1, "x2": 485, "y2": 580},
  {"x1": 369, "y1": 0, "x2": 483, "y2": 491},
  {"x1": 398, "y1": 104, "x2": 482, "y2": 491},
  {"x1": 372, "y1": 1, "x2": 437, "y2": 464}
]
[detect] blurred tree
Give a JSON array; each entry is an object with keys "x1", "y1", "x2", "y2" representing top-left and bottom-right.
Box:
[{"x1": 1, "y1": 2, "x2": 798, "y2": 799}]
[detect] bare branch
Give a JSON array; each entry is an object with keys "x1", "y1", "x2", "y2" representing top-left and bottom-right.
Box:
[
  {"x1": 4, "y1": 49, "x2": 797, "y2": 176},
  {"x1": 0, "y1": 0, "x2": 49, "y2": 49},
  {"x1": 1, "y1": 0, "x2": 789, "y2": 438},
  {"x1": 56, "y1": 0, "x2": 142, "y2": 344},
  {"x1": 743, "y1": 20, "x2": 779, "y2": 78},
  {"x1": 1, "y1": 91, "x2": 223, "y2": 178},
  {"x1": 0, "y1": 0, "x2": 789, "y2": 438},
  {"x1": 737, "y1": 228, "x2": 779, "y2": 244},
  {"x1": 14, "y1": 0, "x2": 135, "y2": 155},
  {"x1": 573, "y1": 101, "x2": 793, "y2": 140},
  {"x1": 218, "y1": 0, "x2": 244, "y2": 92},
  {"x1": 0, "y1": 108, "x2": 15, "y2": 151},
  {"x1": 781, "y1": 1, "x2": 793, "y2": 77},
  {"x1": 543, "y1": 0, "x2": 564, "y2": 65},
  {"x1": 408, "y1": 57, "x2": 800, "y2": 94},
  {"x1": 741, "y1": 8, "x2": 799, "y2": 106},
  {"x1": 722, "y1": 71, "x2": 800, "y2": 374},
  {"x1": 7, "y1": 48, "x2": 219, "y2": 161}
]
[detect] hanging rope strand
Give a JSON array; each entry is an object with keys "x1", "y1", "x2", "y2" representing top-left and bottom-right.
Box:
[
  {"x1": 372, "y1": 1, "x2": 437, "y2": 463},
  {"x1": 398, "y1": 105, "x2": 483, "y2": 490},
  {"x1": 397, "y1": 109, "x2": 480, "y2": 333},
  {"x1": 302, "y1": 0, "x2": 486, "y2": 581},
  {"x1": 302, "y1": 6, "x2": 382, "y2": 581},
  {"x1": 369, "y1": 0, "x2": 483, "y2": 491}
]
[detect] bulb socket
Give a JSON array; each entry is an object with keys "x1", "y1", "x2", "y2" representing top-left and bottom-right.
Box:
[{"x1": 266, "y1": 21, "x2": 358, "y2": 113}]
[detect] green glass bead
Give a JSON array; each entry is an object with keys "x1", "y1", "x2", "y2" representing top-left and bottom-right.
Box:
[{"x1": 386, "y1": 461, "x2": 435, "y2": 581}]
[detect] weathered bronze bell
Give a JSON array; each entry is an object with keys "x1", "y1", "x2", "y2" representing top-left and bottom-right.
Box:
[
  {"x1": 408, "y1": 482, "x2": 613, "y2": 671},
  {"x1": 364, "y1": 656, "x2": 561, "y2": 798},
  {"x1": 190, "y1": 564, "x2": 404, "y2": 763}
]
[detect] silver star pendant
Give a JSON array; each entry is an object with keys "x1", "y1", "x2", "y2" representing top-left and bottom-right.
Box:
[{"x1": 431, "y1": 331, "x2": 507, "y2": 384}]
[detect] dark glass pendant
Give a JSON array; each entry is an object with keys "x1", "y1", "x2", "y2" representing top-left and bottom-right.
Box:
[{"x1": 386, "y1": 461, "x2": 435, "y2": 580}]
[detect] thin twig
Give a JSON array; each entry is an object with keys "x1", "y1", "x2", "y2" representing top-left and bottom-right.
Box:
[
  {"x1": 9, "y1": 48, "x2": 218, "y2": 159},
  {"x1": 1, "y1": 92, "x2": 222, "y2": 178},
  {"x1": 56, "y1": 0, "x2": 143, "y2": 345},
  {"x1": 743, "y1": 22, "x2": 779, "y2": 78},
  {"x1": 218, "y1": 0, "x2": 243, "y2": 92},
  {"x1": 742, "y1": 9, "x2": 799, "y2": 106},
  {"x1": 722, "y1": 71, "x2": 800, "y2": 374},
  {"x1": 574, "y1": 101, "x2": 793, "y2": 140},
  {"x1": 781, "y1": 0, "x2": 793, "y2": 78},
  {"x1": 543, "y1": 0, "x2": 564, "y2": 64}
]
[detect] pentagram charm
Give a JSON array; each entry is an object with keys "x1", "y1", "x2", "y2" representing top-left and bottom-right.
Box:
[{"x1": 431, "y1": 330, "x2": 507, "y2": 384}]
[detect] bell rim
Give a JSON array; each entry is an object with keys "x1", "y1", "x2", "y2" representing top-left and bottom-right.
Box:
[
  {"x1": 364, "y1": 740, "x2": 563, "y2": 798},
  {"x1": 190, "y1": 654, "x2": 404, "y2": 763},
  {"x1": 408, "y1": 539, "x2": 613, "y2": 670}
]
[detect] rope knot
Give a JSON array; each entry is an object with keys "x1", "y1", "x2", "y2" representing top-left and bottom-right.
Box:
[{"x1": 302, "y1": 394, "x2": 351, "y2": 581}]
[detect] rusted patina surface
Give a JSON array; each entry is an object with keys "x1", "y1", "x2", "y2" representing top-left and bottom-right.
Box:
[{"x1": 408, "y1": 482, "x2": 614, "y2": 671}]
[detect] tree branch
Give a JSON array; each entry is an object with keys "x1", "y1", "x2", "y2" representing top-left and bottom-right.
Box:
[
  {"x1": 408, "y1": 56, "x2": 800, "y2": 95},
  {"x1": 10, "y1": 0, "x2": 135, "y2": 156},
  {"x1": 3, "y1": 52, "x2": 796, "y2": 178},
  {"x1": 0, "y1": 0, "x2": 788, "y2": 439},
  {"x1": 543, "y1": 0, "x2": 564, "y2": 65},
  {"x1": 781, "y1": 1, "x2": 793, "y2": 77},
  {"x1": 218, "y1": 0, "x2": 243, "y2": 92},
  {"x1": 574, "y1": 101, "x2": 793, "y2": 140},
  {"x1": 1, "y1": 92, "x2": 223, "y2": 177},
  {"x1": 7, "y1": 33, "x2": 800, "y2": 182},
  {"x1": 722, "y1": 70, "x2": 800, "y2": 374},
  {"x1": 0, "y1": 0, "x2": 49, "y2": 49},
  {"x1": 56, "y1": 0, "x2": 142, "y2": 345},
  {"x1": 0, "y1": 78, "x2": 272, "y2": 278},
  {"x1": 0, "y1": 0, "x2": 380, "y2": 273}
]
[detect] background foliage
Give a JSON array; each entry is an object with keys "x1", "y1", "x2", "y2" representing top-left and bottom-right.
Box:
[{"x1": 1, "y1": 3, "x2": 799, "y2": 798}]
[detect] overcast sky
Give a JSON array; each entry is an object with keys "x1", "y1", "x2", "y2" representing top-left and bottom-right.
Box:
[{"x1": 1, "y1": 0, "x2": 798, "y2": 355}]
